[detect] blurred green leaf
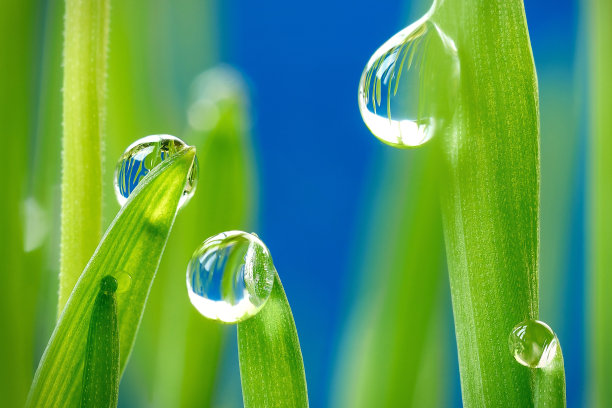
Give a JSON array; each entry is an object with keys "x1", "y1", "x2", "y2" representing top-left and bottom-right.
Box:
[
  {"x1": 59, "y1": 0, "x2": 111, "y2": 313},
  {"x1": 433, "y1": 0, "x2": 566, "y2": 405},
  {"x1": 81, "y1": 276, "x2": 120, "y2": 408},
  {"x1": 588, "y1": 0, "x2": 612, "y2": 406},
  {"x1": 333, "y1": 148, "x2": 447, "y2": 408},
  {"x1": 0, "y1": 0, "x2": 37, "y2": 405},
  {"x1": 238, "y1": 273, "x2": 308, "y2": 408},
  {"x1": 26, "y1": 147, "x2": 196, "y2": 407}
]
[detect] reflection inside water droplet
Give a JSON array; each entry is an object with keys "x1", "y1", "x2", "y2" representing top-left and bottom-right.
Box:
[
  {"x1": 186, "y1": 231, "x2": 275, "y2": 324},
  {"x1": 358, "y1": 12, "x2": 459, "y2": 148},
  {"x1": 508, "y1": 319, "x2": 558, "y2": 368},
  {"x1": 113, "y1": 135, "x2": 199, "y2": 209}
]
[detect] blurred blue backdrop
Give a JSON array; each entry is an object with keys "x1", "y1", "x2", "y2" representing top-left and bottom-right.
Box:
[{"x1": 218, "y1": 0, "x2": 583, "y2": 406}]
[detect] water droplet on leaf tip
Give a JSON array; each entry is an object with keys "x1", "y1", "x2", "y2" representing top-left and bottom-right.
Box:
[
  {"x1": 508, "y1": 319, "x2": 558, "y2": 368},
  {"x1": 186, "y1": 230, "x2": 276, "y2": 324},
  {"x1": 358, "y1": 15, "x2": 459, "y2": 148},
  {"x1": 113, "y1": 135, "x2": 199, "y2": 209}
]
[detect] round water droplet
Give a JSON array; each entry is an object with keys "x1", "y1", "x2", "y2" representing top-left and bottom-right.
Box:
[
  {"x1": 115, "y1": 272, "x2": 132, "y2": 294},
  {"x1": 186, "y1": 231, "x2": 275, "y2": 323},
  {"x1": 508, "y1": 319, "x2": 558, "y2": 368},
  {"x1": 358, "y1": 14, "x2": 459, "y2": 148},
  {"x1": 113, "y1": 135, "x2": 199, "y2": 209}
]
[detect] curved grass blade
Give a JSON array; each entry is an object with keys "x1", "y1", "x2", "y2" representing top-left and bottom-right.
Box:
[
  {"x1": 535, "y1": 345, "x2": 566, "y2": 407},
  {"x1": 238, "y1": 272, "x2": 308, "y2": 408},
  {"x1": 26, "y1": 147, "x2": 197, "y2": 408},
  {"x1": 81, "y1": 276, "x2": 119, "y2": 408},
  {"x1": 432, "y1": 0, "x2": 567, "y2": 405},
  {"x1": 588, "y1": 0, "x2": 612, "y2": 405}
]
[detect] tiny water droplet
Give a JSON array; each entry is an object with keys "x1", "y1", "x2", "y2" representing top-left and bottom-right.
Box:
[
  {"x1": 186, "y1": 230, "x2": 275, "y2": 323},
  {"x1": 509, "y1": 319, "x2": 558, "y2": 368},
  {"x1": 115, "y1": 272, "x2": 132, "y2": 294},
  {"x1": 358, "y1": 12, "x2": 459, "y2": 148},
  {"x1": 113, "y1": 135, "x2": 199, "y2": 209}
]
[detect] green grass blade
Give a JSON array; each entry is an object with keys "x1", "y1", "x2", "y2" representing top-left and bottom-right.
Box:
[
  {"x1": 433, "y1": 0, "x2": 566, "y2": 405},
  {"x1": 588, "y1": 0, "x2": 612, "y2": 406},
  {"x1": 238, "y1": 273, "x2": 308, "y2": 408},
  {"x1": 332, "y1": 147, "x2": 447, "y2": 407},
  {"x1": 535, "y1": 346, "x2": 566, "y2": 407},
  {"x1": 81, "y1": 276, "x2": 120, "y2": 408},
  {"x1": 59, "y1": 0, "x2": 111, "y2": 313},
  {"x1": 0, "y1": 0, "x2": 37, "y2": 405},
  {"x1": 26, "y1": 147, "x2": 197, "y2": 408}
]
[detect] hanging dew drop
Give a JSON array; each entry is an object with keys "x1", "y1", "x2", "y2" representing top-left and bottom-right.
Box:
[
  {"x1": 186, "y1": 230, "x2": 276, "y2": 324},
  {"x1": 508, "y1": 319, "x2": 559, "y2": 368},
  {"x1": 357, "y1": 11, "x2": 459, "y2": 148},
  {"x1": 113, "y1": 135, "x2": 199, "y2": 209}
]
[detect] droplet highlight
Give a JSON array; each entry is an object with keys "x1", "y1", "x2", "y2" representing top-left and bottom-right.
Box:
[
  {"x1": 508, "y1": 319, "x2": 558, "y2": 368},
  {"x1": 113, "y1": 135, "x2": 199, "y2": 209},
  {"x1": 358, "y1": 14, "x2": 459, "y2": 148},
  {"x1": 115, "y1": 272, "x2": 132, "y2": 294},
  {"x1": 186, "y1": 230, "x2": 275, "y2": 323}
]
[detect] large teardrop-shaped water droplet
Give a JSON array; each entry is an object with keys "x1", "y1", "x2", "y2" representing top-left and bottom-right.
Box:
[
  {"x1": 358, "y1": 15, "x2": 459, "y2": 148},
  {"x1": 113, "y1": 135, "x2": 199, "y2": 208},
  {"x1": 186, "y1": 231, "x2": 276, "y2": 324},
  {"x1": 508, "y1": 319, "x2": 559, "y2": 368}
]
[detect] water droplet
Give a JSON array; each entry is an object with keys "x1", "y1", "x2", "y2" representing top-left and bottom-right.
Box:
[
  {"x1": 113, "y1": 135, "x2": 199, "y2": 209},
  {"x1": 100, "y1": 275, "x2": 118, "y2": 294},
  {"x1": 508, "y1": 319, "x2": 558, "y2": 368},
  {"x1": 358, "y1": 13, "x2": 459, "y2": 148},
  {"x1": 186, "y1": 230, "x2": 275, "y2": 323},
  {"x1": 115, "y1": 272, "x2": 132, "y2": 294}
]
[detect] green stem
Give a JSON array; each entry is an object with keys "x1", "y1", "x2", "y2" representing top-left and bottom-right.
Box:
[
  {"x1": 434, "y1": 0, "x2": 550, "y2": 405},
  {"x1": 59, "y1": 0, "x2": 110, "y2": 313},
  {"x1": 588, "y1": 0, "x2": 612, "y2": 405}
]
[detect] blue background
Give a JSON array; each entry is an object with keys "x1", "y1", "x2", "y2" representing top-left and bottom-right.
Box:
[{"x1": 220, "y1": 1, "x2": 582, "y2": 406}]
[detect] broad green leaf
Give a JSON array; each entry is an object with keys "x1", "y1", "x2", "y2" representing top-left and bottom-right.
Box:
[
  {"x1": 238, "y1": 273, "x2": 308, "y2": 408},
  {"x1": 26, "y1": 147, "x2": 197, "y2": 408},
  {"x1": 81, "y1": 276, "x2": 120, "y2": 408},
  {"x1": 0, "y1": 0, "x2": 38, "y2": 405},
  {"x1": 59, "y1": 0, "x2": 111, "y2": 313},
  {"x1": 432, "y1": 0, "x2": 566, "y2": 405},
  {"x1": 588, "y1": 0, "x2": 612, "y2": 405},
  {"x1": 333, "y1": 147, "x2": 448, "y2": 408}
]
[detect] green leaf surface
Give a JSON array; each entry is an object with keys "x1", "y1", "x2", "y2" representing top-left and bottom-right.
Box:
[
  {"x1": 588, "y1": 0, "x2": 612, "y2": 406},
  {"x1": 238, "y1": 273, "x2": 308, "y2": 408},
  {"x1": 59, "y1": 0, "x2": 111, "y2": 313},
  {"x1": 81, "y1": 276, "x2": 120, "y2": 408},
  {"x1": 433, "y1": 0, "x2": 565, "y2": 405},
  {"x1": 27, "y1": 147, "x2": 197, "y2": 408}
]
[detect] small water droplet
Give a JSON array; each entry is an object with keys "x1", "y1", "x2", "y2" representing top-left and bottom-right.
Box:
[
  {"x1": 113, "y1": 135, "x2": 199, "y2": 209},
  {"x1": 508, "y1": 319, "x2": 558, "y2": 368},
  {"x1": 186, "y1": 230, "x2": 275, "y2": 323},
  {"x1": 115, "y1": 272, "x2": 132, "y2": 294},
  {"x1": 358, "y1": 12, "x2": 459, "y2": 148}
]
